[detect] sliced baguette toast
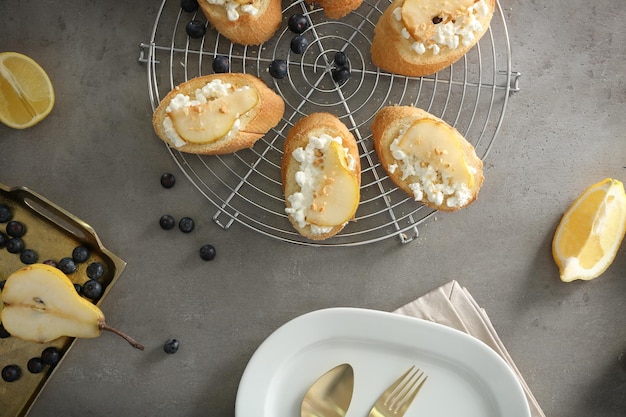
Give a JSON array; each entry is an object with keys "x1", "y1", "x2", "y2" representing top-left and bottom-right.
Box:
[
  {"x1": 371, "y1": 0, "x2": 495, "y2": 77},
  {"x1": 305, "y1": 0, "x2": 364, "y2": 19},
  {"x1": 199, "y1": 0, "x2": 282, "y2": 45},
  {"x1": 153, "y1": 73, "x2": 284, "y2": 155},
  {"x1": 372, "y1": 105, "x2": 483, "y2": 211},
  {"x1": 282, "y1": 113, "x2": 361, "y2": 240}
]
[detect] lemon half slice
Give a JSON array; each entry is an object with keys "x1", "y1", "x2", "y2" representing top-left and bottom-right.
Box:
[
  {"x1": 552, "y1": 178, "x2": 626, "y2": 282},
  {"x1": 0, "y1": 52, "x2": 55, "y2": 129}
]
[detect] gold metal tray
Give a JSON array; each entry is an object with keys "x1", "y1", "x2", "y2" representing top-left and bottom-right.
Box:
[{"x1": 0, "y1": 182, "x2": 126, "y2": 417}]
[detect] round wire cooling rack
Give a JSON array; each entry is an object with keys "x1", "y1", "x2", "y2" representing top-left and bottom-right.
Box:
[{"x1": 141, "y1": 0, "x2": 521, "y2": 247}]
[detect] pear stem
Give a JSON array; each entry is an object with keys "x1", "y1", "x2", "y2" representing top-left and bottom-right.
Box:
[{"x1": 98, "y1": 323, "x2": 145, "y2": 350}]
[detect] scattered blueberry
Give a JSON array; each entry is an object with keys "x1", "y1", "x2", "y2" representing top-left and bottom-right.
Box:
[
  {"x1": 27, "y1": 358, "x2": 45, "y2": 374},
  {"x1": 334, "y1": 51, "x2": 348, "y2": 67},
  {"x1": 82, "y1": 279, "x2": 103, "y2": 301},
  {"x1": 212, "y1": 55, "x2": 230, "y2": 73},
  {"x1": 1, "y1": 365, "x2": 22, "y2": 382},
  {"x1": 269, "y1": 59, "x2": 288, "y2": 79},
  {"x1": 43, "y1": 259, "x2": 58, "y2": 268},
  {"x1": 290, "y1": 35, "x2": 309, "y2": 54},
  {"x1": 6, "y1": 220, "x2": 26, "y2": 237},
  {"x1": 160, "y1": 214, "x2": 176, "y2": 230},
  {"x1": 0, "y1": 231, "x2": 7, "y2": 248},
  {"x1": 58, "y1": 257, "x2": 77, "y2": 274},
  {"x1": 160, "y1": 173, "x2": 176, "y2": 188},
  {"x1": 5, "y1": 237, "x2": 24, "y2": 254},
  {"x1": 163, "y1": 338, "x2": 180, "y2": 354},
  {"x1": 41, "y1": 347, "x2": 61, "y2": 366},
  {"x1": 74, "y1": 283, "x2": 82, "y2": 295},
  {"x1": 180, "y1": 0, "x2": 199, "y2": 13},
  {"x1": 86, "y1": 261, "x2": 105, "y2": 280},
  {"x1": 186, "y1": 20, "x2": 206, "y2": 39},
  {"x1": 0, "y1": 204, "x2": 12, "y2": 223},
  {"x1": 199, "y1": 244, "x2": 216, "y2": 261},
  {"x1": 20, "y1": 249, "x2": 38, "y2": 265},
  {"x1": 0, "y1": 323, "x2": 10, "y2": 338},
  {"x1": 72, "y1": 245, "x2": 90, "y2": 263},
  {"x1": 332, "y1": 66, "x2": 351, "y2": 85},
  {"x1": 288, "y1": 14, "x2": 309, "y2": 33},
  {"x1": 0, "y1": 280, "x2": 5, "y2": 290},
  {"x1": 179, "y1": 217, "x2": 195, "y2": 233}
]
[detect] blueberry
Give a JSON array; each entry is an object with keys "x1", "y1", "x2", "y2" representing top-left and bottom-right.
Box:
[
  {"x1": 0, "y1": 231, "x2": 7, "y2": 248},
  {"x1": 72, "y1": 245, "x2": 90, "y2": 263},
  {"x1": 43, "y1": 259, "x2": 58, "y2": 268},
  {"x1": 41, "y1": 347, "x2": 61, "y2": 366},
  {"x1": 160, "y1": 173, "x2": 176, "y2": 188},
  {"x1": 0, "y1": 280, "x2": 5, "y2": 290},
  {"x1": 20, "y1": 249, "x2": 38, "y2": 264},
  {"x1": 1, "y1": 365, "x2": 22, "y2": 382},
  {"x1": 160, "y1": 214, "x2": 176, "y2": 230},
  {"x1": 179, "y1": 217, "x2": 195, "y2": 233},
  {"x1": 27, "y1": 357, "x2": 45, "y2": 374},
  {"x1": 86, "y1": 261, "x2": 105, "y2": 280},
  {"x1": 0, "y1": 204, "x2": 12, "y2": 223},
  {"x1": 269, "y1": 59, "x2": 288, "y2": 79},
  {"x1": 58, "y1": 257, "x2": 77, "y2": 274},
  {"x1": 290, "y1": 35, "x2": 309, "y2": 54},
  {"x1": 334, "y1": 51, "x2": 348, "y2": 67},
  {"x1": 288, "y1": 14, "x2": 309, "y2": 33},
  {"x1": 74, "y1": 283, "x2": 82, "y2": 295},
  {"x1": 212, "y1": 55, "x2": 230, "y2": 73},
  {"x1": 186, "y1": 20, "x2": 206, "y2": 39},
  {"x1": 199, "y1": 244, "x2": 216, "y2": 261},
  {"x1": 6, "y1": 220, "x2": 26, "y2": 237},
  {"x1": 180, "y1": 0, "x2": 199, "y2": 13},
  {"x1": 82, "y1": 279, "x2": 103, "y2": 301},
  {"x1": 332, "y1": 66, "x2": 350, "y2": 85},
  {"x1": 163, "y1": 338, "x2": 180, "y2": 354},
  {"x1": 6, "y1": 237, "x2": 24, "y2": 254},
  {"x1": 0, "y1": 323, "x2": 10, "y2": 338}
]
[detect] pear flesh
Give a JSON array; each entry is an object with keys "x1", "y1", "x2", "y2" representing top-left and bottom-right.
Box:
[
  {"x1": 398, "y1": 119, "x2": 474, "y2": 188},
  {"x1": 306, "y1": 141, "x2": 360, "y2": 227},
  {"x1": 1, "y1": 264, "x2": 143, "y2": 350},
  {"x1": 401, "y1": 0, "x2": 474, "y2": 41},
  {"x1": 169, "y1": 87, "x2": 258, "y2": 144}
]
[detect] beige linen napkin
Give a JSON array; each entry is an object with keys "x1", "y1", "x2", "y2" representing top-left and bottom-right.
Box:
[{"x1": 393, "y1": 280, "x2": 545, "y2": 417}]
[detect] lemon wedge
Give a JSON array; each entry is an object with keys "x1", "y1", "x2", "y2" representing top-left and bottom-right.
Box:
[
  {"x1": 552, "y1": 178, "x2": 626, "y2": 282},
  {"x1": 0, "y1": 52, "x2": 55, "y2": 129}
]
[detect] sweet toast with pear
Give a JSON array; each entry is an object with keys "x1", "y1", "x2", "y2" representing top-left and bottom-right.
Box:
[
  {"x1": 282, "y1": 113, "x2": 361, "y2": 240},
  {"x1": 305, "y1": 0, "x2": 364, "y2": 19},
  {"x1": 153, "y1": 73, "x2": 284, "y2": 155},
  {"x1": 372, "y1": 105, "x2": 483, "y2": 211},
  {"x1": 198, "y1": 0, "x2": 282, "y2": 45},
  {"x1": 371, "y1": 0, "x2": 495, "y2": 77}
]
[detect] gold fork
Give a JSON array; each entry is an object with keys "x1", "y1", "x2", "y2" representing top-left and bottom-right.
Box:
[{"x1": 368, "y1": 366, "x2": 428, "y2": 417}]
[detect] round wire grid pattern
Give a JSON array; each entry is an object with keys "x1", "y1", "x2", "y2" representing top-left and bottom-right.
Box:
[{"x1": 144, "y1": 0, "x2": 516, "y2": 246}]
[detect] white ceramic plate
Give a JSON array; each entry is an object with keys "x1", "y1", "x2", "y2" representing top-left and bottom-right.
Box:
[{"x1": 235, "y1": 308, "x2": 531, "y2": 417}]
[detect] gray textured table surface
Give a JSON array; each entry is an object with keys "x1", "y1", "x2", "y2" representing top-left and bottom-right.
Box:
[{"x1": 1, "y1": 1, "x2": 625, "y2": 416}]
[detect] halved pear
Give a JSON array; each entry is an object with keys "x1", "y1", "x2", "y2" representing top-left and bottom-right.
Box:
[
  {"x1": 398, "y1": 118, "x2": 474, "y2": 188},
  {"x1": 1, "y1": 264, "x2": 143, "y2": 350},
  {"x1": 305, "y1": 141, "x2": 360, "y2": 227},
  {"x1": 401, "y1": 0, "x2": 474, "y2": 41},
  {"x1": 169, "y1": 87, "x2": 258, "y2": 144}
]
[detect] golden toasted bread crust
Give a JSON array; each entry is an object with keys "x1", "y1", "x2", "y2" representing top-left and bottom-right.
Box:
[
  {"x1": 153, "y1": 73, "x2": 285, "y2": 155},
  {"x1": 199, "y1": 0, "x2": 282, "y2": 45},
  {"x1": 372, "y1": 105, "x2": 484, "y2": 211},
  {"x1": 306, "y1": 0, "x2": 364, "y2": 19},
  {"x1": 282, "y1": 113, "x2": 361, "y2": 240},
  {"x1": 371, "y1": 0, "x2": 495, "y2": 77}
]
